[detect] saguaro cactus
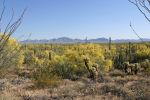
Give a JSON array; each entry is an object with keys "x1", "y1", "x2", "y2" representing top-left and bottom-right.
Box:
[
  {"x1": 49, "y1": 51, "x2": 52, "y2": 60},
  {"x1": 129, "y1": 42, "x2": 132, "y2": 63},
  {"x1": 109, "y1": 37, "x2": 112, "y2": 50},
  {"x1": 85, "y1": 36, "x2": 88, "y2": 44},
  {"x1": 33, "y1": 49, "x2": 36, "y2": 56}
]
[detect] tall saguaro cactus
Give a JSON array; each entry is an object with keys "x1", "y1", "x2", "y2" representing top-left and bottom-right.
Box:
[
  {"x1": 49, "y1": 51, "x2": 52, "y2": 60},
  {"x1": 129, "y1": 42, "x2": 132, "y2": 63},
  {"x1": 109, "y1": 37, "x2": 112, "y2": 50}
]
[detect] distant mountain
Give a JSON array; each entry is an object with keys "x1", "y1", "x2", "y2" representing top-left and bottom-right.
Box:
[
  {"x1": 113, "y1": 38, "x2": 150, "y2": 43},
  {"x1": 88, "y1": 38, "x2": 108, "y2": 43},
  {"x1": 20, "y1": 37, "x2": 150, "y2": 44}
]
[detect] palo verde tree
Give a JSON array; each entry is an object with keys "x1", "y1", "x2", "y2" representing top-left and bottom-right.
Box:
[{"x1": 0, "y1": 0, "x2": 26, "y2": 69}]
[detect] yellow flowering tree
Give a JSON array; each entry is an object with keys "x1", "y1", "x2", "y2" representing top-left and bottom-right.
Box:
[{"x1": 0, "y1": 36, "x2": 24, "y2": 68}]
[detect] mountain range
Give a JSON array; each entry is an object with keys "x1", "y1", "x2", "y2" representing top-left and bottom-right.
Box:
[{"x1": 20, "y1": 37, "x2": 150, "y2": 44}]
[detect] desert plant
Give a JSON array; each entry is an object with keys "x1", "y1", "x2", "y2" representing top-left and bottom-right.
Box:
[
  {"x1": 0, "y1": 0, "x2": 26, "y2": 71},
  {"x1": 31, "y1": 65, "x2": 61, "y2": 88}
]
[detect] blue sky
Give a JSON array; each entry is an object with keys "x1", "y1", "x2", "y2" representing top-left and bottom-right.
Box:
[{"x1": 0, "y1": 0, "x2": 150, "y2": 40}]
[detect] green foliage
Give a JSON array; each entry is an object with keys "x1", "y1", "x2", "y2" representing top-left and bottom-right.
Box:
[
  {"x1": 114, "y1": 46, "x2": 127, "y2": 70},
  {"x1": 22, "y1": 43, "x2": 150, "y2": 79},
  {"x1": 24, "y1": 50, "x2": 38, "y2": 66},
  {"x1": 103, "y1": 59, "x2": 113, "y2": 72},
  {"x1": 52, "y1": 51, "x2": 87, "y2": 79},
  {"x1": 135, "y1": 48, "x2": 150, "y2": 61},
  {"x1": 23, "y1": 44, "x2": 107, "y2": 79},
  {"x1": 0, "y1": 37, "x2": 24, "y2": 69},
  {"x1": 140, "y1": 59, "x2": 150, "y2": 74},
  {"x1": 31, "y1": 66, "x2": 61, "y2": 88}
]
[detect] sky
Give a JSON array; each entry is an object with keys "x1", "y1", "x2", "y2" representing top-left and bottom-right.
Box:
[{"x1": 0, "y1": 0, "x2": 150, "y2": 40}]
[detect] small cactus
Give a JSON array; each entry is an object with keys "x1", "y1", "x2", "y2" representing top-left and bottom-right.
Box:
[
  {"x1": 123, "y1": 62, "x2": 140, "y2": 75},
  {"x1": 83, "y1": 56, "x2": 99, "y2": 81}
]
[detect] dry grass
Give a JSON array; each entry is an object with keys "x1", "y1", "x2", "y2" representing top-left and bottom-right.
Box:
[
  {"x1": 0, "y1": 69, "x2": 150, "y2": 100},
  {"x1": 109, "y1": 69, "x2": 126, "y2": 77}
]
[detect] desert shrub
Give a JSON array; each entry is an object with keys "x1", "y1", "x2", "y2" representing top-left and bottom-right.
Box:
[
  {"x1": 0, "y1": 37, "x2": 24, "y2": 69},
  {"x1": 52, "y1": 54, "x2": 87, "y2": 79},
  {"x1": 100, "y1": 83, "x2": 134, "y2": 99},
  {"x1": 109, "y1": 69, "x2": 126, "y2": 77},
  {"x1": 140, "y1": 59, "x2": 150, "y2": 75},
  {"x1": 113, "y1": 48, "x2": 127, "y2": 70},
  {"x1": 114, "y1": 77, "x2": 128, "y2": 86},
  {"x1": 128, "y1": 80, "x2": 150, "y2": 99},
  {"x1": 23, "y1": 50, "x2": 38, "y2": 66},
  {"x1": 135, "y1": 49, "x2": 150, "y2": 61},
  {"x1": 23, "y1": 44, "x2": 113, "y2": 80},
  {"x1": 31, "y1": 65, "x2": 61, "y2": 88},
  {"x1": 51, "y1": 46, "x2": 106, "y2": 79},
  {"x1": 143, "y1": 66, "x2": 150, "y2": 75},
  {"x1": 103, "y1": 59, "x2": 113, "y2": 72}
]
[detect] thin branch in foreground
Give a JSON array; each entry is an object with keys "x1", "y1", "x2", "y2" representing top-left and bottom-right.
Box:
[
  {"x1": 128, "y1": 0, "x2": 150, "y2": 22},
  {"x1": 0, "y1": 8, "x2": 27, "y2": 52},
  {"x1": 130, "y1": 22, "x2": 144, "y2": 42}
]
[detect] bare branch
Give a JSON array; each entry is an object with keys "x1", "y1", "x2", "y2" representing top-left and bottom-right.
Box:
[
  {"x1": 0, "y1": 8, "x2": 27, "y2": 52},
  {"x1": 130, "y1": 22, "x2": 144, "y2": 42},
  {"x1": 0, "y1": 8, "x2": 14, "y2": 42},
  {"x1": 0, "y1": 0, "x2": 6, "y2": 33},
  {"x1": 0, "y1": 0, "x2": 5, "y2": 23},
  {"x1": 128, "y1": 0, "x2": 150, "y2": 22},
  {"x1": 0, "y1": 0, "x2": 27, "y2": 69}
]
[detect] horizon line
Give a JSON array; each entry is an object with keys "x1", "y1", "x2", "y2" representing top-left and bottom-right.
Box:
[{"x1": 20, "y1": 36, "x2": 150, "y2": 41}]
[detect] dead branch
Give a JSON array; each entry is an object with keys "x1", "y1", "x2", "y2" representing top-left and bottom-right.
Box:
[
  {"x1": 130, "y1": 22, "x2": 144, "y2": 42},
  {"x1": 0, "y1": 0, "x2": 27, "y2": 68},
  {"x1": 128, "y1": 0, "x2": 150, "y2": 22}
]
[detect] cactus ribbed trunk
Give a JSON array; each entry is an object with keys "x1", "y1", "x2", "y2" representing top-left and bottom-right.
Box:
[
  {"x1": 129, "y1": 42, "x2": 132, "y2": 63},
  {"x1": 109, "y1": 37, "x2": 111, "y2": 50},
  {"x1": 33, "y1": 49, "x2": 36, "y2": 56},
  {"x1": 49, "y1": 52, "x2": 51, "y2": 60}
]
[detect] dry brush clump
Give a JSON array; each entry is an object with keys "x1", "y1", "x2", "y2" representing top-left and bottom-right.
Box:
[
  {"x1": 0, "y1": 0, "x2": 26, "y2": 78},
  {"x1": 99, "y1": 83, "x2": 134, "y2": 100},
  {"x1": 31, "y1": 66, "x2": 62, "y2": 89},
  {"x1": 127, "y1": 79, "x2": 150, "y2": 99},
  {"x1": 109, "y1": 69, "x2": 126, "y2": 77}
]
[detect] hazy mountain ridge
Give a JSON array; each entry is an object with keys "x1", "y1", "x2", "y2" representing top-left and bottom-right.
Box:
[{"x1": 20, "y1": 37, "x2": 150, "y2": 44}]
